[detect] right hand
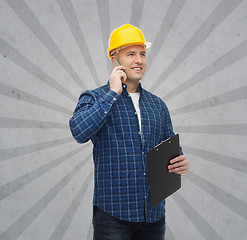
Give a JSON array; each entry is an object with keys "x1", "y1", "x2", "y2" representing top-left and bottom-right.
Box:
[{"x1": 109, "y1": 66, "x2": 127, "y2": 95}]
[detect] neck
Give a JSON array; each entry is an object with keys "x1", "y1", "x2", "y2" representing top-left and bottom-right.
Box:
[{"x1": 125, "y1": 79, "x2": 140, "y2": 93}]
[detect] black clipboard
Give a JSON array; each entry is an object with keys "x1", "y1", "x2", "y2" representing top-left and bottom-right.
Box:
[{"x1": 147, "y1": 134, "x2": 181, "y2": 208}]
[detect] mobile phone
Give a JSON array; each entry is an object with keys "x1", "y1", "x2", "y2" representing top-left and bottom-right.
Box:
[
  {"x1": 112, "y1": 58, "x2": 127, "y2": 81},
  {"x1": 112, "y1": 58, "x2": 120, "y2": 69}
]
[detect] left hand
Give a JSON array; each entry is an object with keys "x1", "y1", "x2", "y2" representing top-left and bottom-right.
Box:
[{"x1": 168, "y1": 155, "x2": 189, "y2": 175}]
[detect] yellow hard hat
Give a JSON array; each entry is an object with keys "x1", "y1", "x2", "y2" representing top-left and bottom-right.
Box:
[{"x1": 108, "y1": 24, "x2": 151, "y2": 59}]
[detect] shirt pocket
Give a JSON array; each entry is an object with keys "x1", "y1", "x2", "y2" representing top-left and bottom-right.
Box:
[{"x1": 142, "y1": 107, "x2": 164, "y2": 142}]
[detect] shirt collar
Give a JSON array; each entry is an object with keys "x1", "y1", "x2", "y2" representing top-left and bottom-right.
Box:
[{"x1": 137, "y1": 82, "x2": 143, "y2": 93}]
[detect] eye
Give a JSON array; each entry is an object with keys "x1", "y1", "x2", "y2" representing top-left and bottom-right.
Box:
[{"x1": 141, "y1": 53, "x2": 146, "y2": 57}]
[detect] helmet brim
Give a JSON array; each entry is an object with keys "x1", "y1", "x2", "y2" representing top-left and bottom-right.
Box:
[{"x1": 109, "y1": 42, "x2": 151, "y2": 59}]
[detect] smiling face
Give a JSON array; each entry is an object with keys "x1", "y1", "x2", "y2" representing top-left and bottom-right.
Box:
[{"x1": 113, "y1": 45, "x2": 147, "y2": 83}]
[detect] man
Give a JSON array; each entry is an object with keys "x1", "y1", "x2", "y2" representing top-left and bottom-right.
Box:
[{"x1": 69, "y1": 24, "x2": 189, "y2": 240}]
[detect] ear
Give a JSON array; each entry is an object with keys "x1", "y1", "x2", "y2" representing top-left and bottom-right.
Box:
[{"x1": 111, "y1": 55, "x2": 116, "y2": 63}]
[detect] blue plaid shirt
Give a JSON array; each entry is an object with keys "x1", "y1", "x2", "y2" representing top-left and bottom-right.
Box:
[{"x1": 69, "y1": 82, "x2": 180, "y2": 223}]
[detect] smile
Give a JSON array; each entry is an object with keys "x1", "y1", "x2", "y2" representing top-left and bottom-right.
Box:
[{"x1": 131, "y1": 67, "x2": 142, "y2": 72}]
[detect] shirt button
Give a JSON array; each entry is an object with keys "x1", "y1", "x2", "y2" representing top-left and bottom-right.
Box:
[
  {"x1": 144, "y1": 172, "x2": 146, "y2": 176},
  {"x1": 104, "y1": 111, "x2": 107, "y2": 114},
  {"x1": 142, "y1": 152, "x2": 144, "y2": 155},
  {"x1": 135, "y1": 112, "x2": 137, "y2": 115},
  {"x1": 128, "y1": 95, "x2": 131, "y2": 97},
  {"x1": 113, "y1": 97, "x2": 116, "y2": 101},
  {"x1": 138, "y1": 131, "x2": 141, "y2": 135}
]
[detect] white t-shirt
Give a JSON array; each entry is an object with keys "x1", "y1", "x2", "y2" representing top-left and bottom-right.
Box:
[{"x1": 129, "y1": 92, "x2": 141, "y2": 131}]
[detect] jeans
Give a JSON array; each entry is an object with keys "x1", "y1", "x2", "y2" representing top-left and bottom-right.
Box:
[{"x1": 93, "y1": 206, "x2": 166, "y2": 240}]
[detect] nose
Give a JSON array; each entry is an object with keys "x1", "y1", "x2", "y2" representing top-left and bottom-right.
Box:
[{"x1": 135, "y1": 54, "x2": 142, "y2": 64}]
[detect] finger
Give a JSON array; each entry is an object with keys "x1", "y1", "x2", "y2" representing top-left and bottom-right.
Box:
[
  {"x1": 116, "y1": 70, "x2": 126, "y2": 79},
  {"x1": 168, "y1": 159, "x2": 188, "y2": 169},
  {"x1": 170, "y1": 155, "x2": 186, "y2": 164},
  {"x1": 176, "y1": 167, "x2": 189, "y2": 174},
  {"x1": 169, "y1": 165, "x2": 188, "y2": 172},
  {"x1": 168, "y1": 164, "x2": 189, "y2": 174},
  {"x1": 117, "y1": 69, "x2": 126, "y2": 74},
  {"x1": 122, "y1": 73, "x2": 127, "y2": 82},
  {"x1": 119, "y1": 71, "x2": 127, "y2": 82},
  {"x1": 168, "y1": 163, "x2": 187, "y2": 171},
  {"x1": 174, "y1": 169, "x2": 188, "y2": 175},
  {"x1": 169, "y1": 165, "x2": 188, "y2": 174},
  {"x1": 115, "y1": 70, "x2": 125, "y2": 79},
  {"x1": 114, "y1": 66, "x2": 126, "y2": 72}
]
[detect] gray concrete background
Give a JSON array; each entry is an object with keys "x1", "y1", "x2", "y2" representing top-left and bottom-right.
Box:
[{"x1": 0, "y1": 0, "x2": 247, "y2": 239}]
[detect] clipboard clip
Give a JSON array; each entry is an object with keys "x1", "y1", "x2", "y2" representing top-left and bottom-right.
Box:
[{"x1": 155, "y1": 139, "x2": 172, "y2": 151}]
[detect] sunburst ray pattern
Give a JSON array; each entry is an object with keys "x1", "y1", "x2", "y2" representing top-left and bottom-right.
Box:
[{"x1": 0, "y1": 0, "x2": 247, "y2": 239}]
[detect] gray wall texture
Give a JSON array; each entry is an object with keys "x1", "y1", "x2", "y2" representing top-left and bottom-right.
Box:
[{"x1": 0, "y1": 0, "x2": 247, "y2": 239}]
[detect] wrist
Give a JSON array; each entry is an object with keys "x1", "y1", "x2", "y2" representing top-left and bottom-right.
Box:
[{"x1": 110, "y1": 88, "x2": 121, "y2": 95}]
